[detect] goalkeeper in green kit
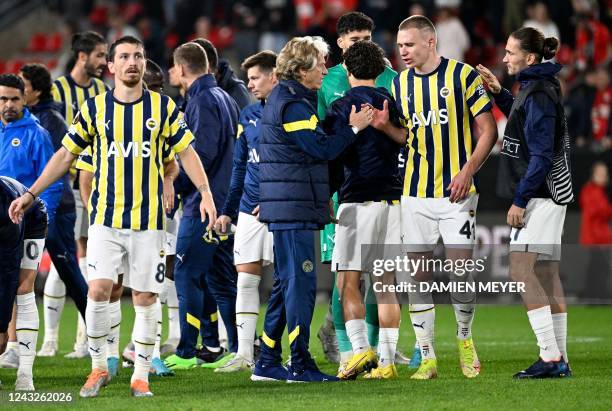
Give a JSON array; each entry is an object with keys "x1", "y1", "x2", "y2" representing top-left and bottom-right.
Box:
[{"x1": 316, "y1": 11, "x2": 418, "y2": 371}]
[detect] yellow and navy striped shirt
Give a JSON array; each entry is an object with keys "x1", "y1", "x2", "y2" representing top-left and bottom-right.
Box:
[
  {"x1": 52, "y1": 75, "x2": 108, "y2": 125},
  {"x1": 62, "y1": 89, "x2": 194, "y2": 230},
  {"x1": 392, "y1": 57, "x2": 492, "y2": 198}
]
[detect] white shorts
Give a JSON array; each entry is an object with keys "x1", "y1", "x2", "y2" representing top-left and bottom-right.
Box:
[
  {"x1": 233, "y1": 212, "x2": 274, "y2": 266},
  {"x1": 164, "y1": 212, "x2": 181, "y2": 255},
  {"x1": 401, "y1": 194, "x2": 479, "y2": 251},
  {"x1": 509, "y1": 198, "x2": 566, "y2": 260},
  {"x1": 73, "y1": 189, "x2": 89, "y2": 240},
  {"x1": 87, "y1": 224, "x2": 166, "y2": 293},
  {"x1": 20, "y1": 239, "x2": 45, "y2": 270},
  {"x1": 332, "y1": 201, "x2": 401, "y2": 272}
]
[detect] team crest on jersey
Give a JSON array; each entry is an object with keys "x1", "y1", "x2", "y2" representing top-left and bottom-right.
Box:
[
  {"x1": 440, "y1": 87, "x2": 451, "y2": 98},
  {"x1": 145, "y1": 118, "x2": 159, "y2": 131},
  {"x1": 469, "y1": 209, "x2": 475, "y2": 217},
  {"x1": 302, "y1": 259, "x2": 314, "y2": 273},
  {"x1": 159, "y1": 249, "x2": 165, "y2": 258},
  {"x1": 11, "y1": 138, "x2": 20, "y2": 147}
]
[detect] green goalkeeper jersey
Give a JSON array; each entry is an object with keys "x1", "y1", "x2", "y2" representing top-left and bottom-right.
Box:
[{"x1": 317, "y1": 63, "x2": 397, "y2": 262}]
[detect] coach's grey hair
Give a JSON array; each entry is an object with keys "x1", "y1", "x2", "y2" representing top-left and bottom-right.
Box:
[{"x1": 275, "y1": 36, "x2": 329, "y2": 82}]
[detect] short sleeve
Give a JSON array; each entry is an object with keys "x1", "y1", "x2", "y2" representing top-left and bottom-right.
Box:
[
  {"x1": 164, "y1": 98, "x2": 194, "y2": 153},
  {"x1": 464, "y1": 68, "x2": 492, "y2": 117},
  {"x1": 75, "y1": 147, "x2": 94, "y2": 173},
  {"x1": 62, "y1": 100, "x2": 94, "y2": 155}
]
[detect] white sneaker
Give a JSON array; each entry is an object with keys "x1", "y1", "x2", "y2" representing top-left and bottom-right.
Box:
[
  {"x1": 15, "y1": 373, "x2": 35, "y2": 391},
  {"x1": 37, "y1": 340, "x2": 58, "y2": 357},
  {"x1": 214, "y1": 355, "x2": 254, "y2": 373},
  {"x1": 0, "y1": 348, "x2": 19, "y2": 368},
  {"x1": 65, "y1": 344, "x2": 89, "y2": 359}
]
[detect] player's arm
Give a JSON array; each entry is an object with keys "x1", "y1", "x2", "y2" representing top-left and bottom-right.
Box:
[
  {"x1": 370, "y1": 99, "x2": 408, "y2": 145},
  {"x1": 216, "y1": 124, "x2": 248, "y2": 233},
  {"x1": 448, "y1": 111, "x2": 497, "y2": 203},
  {"x1": 79, "y1": 171, "x2": 93, "y2": 206},
  {"x1": 75, "y1": 149, "x2": 94, "y2": 205},
  {"x1": 476, "y1": 64, "x2": 514, "y2": 117},
  {"x1": 508, "y1": 92, "x2": 556, "y2": 227},
  {"x1": 166, "y1": 97, "x2": 216, "y2": 228},
  {"x1": 32, "y1": 129, "x2": 64, "y2": 220},
  {"x1": 284, "y1": 102, "x2": 371, "y2": 160},
  {"x1": 9, "y1": 147, "x2": 76, "y2": 223},
  {"x1": 177, "y1": 146, "x2": 216, "y2": 229},
  {"x1": 162, "y1": 142, "x2": 179, "y2": 213},
  {"x1": 448, "y1": 70, "x2": 498, "y2": 202}
]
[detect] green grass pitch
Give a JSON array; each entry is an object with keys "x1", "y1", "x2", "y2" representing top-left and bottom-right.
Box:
[{"x1": 1, "y1": 302, "x2": 611, "y2": 410}]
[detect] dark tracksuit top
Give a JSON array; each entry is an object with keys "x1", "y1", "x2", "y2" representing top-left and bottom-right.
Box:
[
  {"x1": 173, "y1": 73, "x2": 241, "y2": 357},
  {"x1": 220, "y1": 101, "x2": 264, "y2": 219},
  {"x1": 494, "y1": 63, "x2": 561, "y2": 208},
  {"x1": 257, "y1": 79, "x2": 359, "y2": 373},
  {"x1": 323, "y1": 86, "x2": 403, "y2": 204}
]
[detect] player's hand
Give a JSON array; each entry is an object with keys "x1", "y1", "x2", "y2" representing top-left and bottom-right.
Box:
[
  {"x1": 163, "y1": 178, "x2": 175, "y2": 214},
  {"x1": 252, "y1": 205, "x2": 260, "y2": 219},
  {"x1": 199, "y1": 191, "x2": 217, "y2": 231},
  {"x1": 348, "y1": 104, "x2": 373, "y2": 132},
  {"x1": 214, "y1": 215, "x2": 232, "y2": 234},
  {"x1": 8, "y1": 194, "x2": 34, "y2": 224},
  {"x1": 371, "y1": 99, "x2": 390, "y2": 131},
  {"x1": 507, "y1": 204, "x2": 525, "y2": 228},
  {"x1": 447, "y1": 168, "x2": 473, "y2": 203},
  {"x1": 476, "y1": 64, "x2": 501, "y2": 94}
]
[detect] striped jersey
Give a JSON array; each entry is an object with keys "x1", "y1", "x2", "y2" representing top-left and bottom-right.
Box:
[
  {"x1": 62, "y1": 89, "x2": 194, "y2": 230},
  {"x1": 52, "y1": 75, "x2": 108, "y2": 125},
  {"x1": 392, "y1": 57, "x2": 492, "y2": 198}
]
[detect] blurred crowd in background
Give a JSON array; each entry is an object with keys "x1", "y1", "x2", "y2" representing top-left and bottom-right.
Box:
[
  {"x1": 24, "y1": 0, "x2": 607, "y2": 153},
  {"x1": 2, "y1": 0, "x2": 609, "y2": 153}
]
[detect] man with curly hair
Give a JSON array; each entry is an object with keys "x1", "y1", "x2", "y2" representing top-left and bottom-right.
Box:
[{"x1": 325, "y1": 41, "x2": 404, "y2": 380}]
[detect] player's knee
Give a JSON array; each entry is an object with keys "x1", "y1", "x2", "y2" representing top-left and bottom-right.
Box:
[
  {"x1": 110, "y1": 284, "x2": 123, "y2": 301},
  {"x1": 16, "y1": 281, "x2": 34, "y2": 295},
  {"x1": 77, "y1": 237, "x2": 87, "y2": 256},
  {"x1": 132, "y1": 290, "x2": 156, "y2": 306},
  {"x1": 88, "y1": 281, "x2": 112, "y2": 301}
]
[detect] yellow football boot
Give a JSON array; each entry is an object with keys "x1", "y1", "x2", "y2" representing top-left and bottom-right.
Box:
[
  {"x1": 364, "y1": 363, "x2": 398, "y2": 380},
  {"x1": 458, "y1": 337, "x2": 481, "y2": 378},
  {"x1": 410, "y1": 358, "x2": 438, "y2": 380},
  {"x1": 337, "y1": 348, "x2": 378, "y2": 380}
]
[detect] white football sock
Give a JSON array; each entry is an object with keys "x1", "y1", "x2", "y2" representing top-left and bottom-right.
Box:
[
  {"x1": 527, "y1": 306, "x2": 561, "y2": 362},
  {"x1": 16, "y1": 292, "x2": 39, "y2": 377},
  {"x1": 552, "y1": 312, "x2": 568, "y2": 362},
  {"x1": 236, "y1": 272, "x2": 260, "y2": 361},
  {"x1": 340, "y1": 350, "x2": 353, "y2": 363},
  {"x1": 107, "y1": 300, "x2": 121, "y2": 358},
  {"x1": 409, "y1": 304, "x2": 436, "y2": 360},
  {"x1": 345, "y1": 319, "x2": 369, "y2": 354},
  {"x1": 74, "y1": 313, "x2": 87, "y2": 349},
  {"x1": 42, "y1": 264, "x2": 65, "y2": 342},
  {"x1": 132, "y1": 304, "x2": 157, "y2": 383},
  {"x1": 7, "y1": 341, "x2": 18, "y2": 351},
  {"x1": 453, "y1": 303, "x2": 475, "y2": 341},
  {"x1": 218, "y1": 310, "x2": 228, "y2": 350},
  {"x1": 379, "y1": 328, "x2": 399, "y2": 367},
  {"x1": 153, "y1": 299, "x2": 162, "y2": 359},
  {"x1": 78, "y1": 256, "x2": 88, "y2": 281},
  {"x1": 165, "y1": 279, "x2": 180, "y2": 342},
  {"x1": 86, "y1": 298, "x2": 109, "y2": 371}
]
